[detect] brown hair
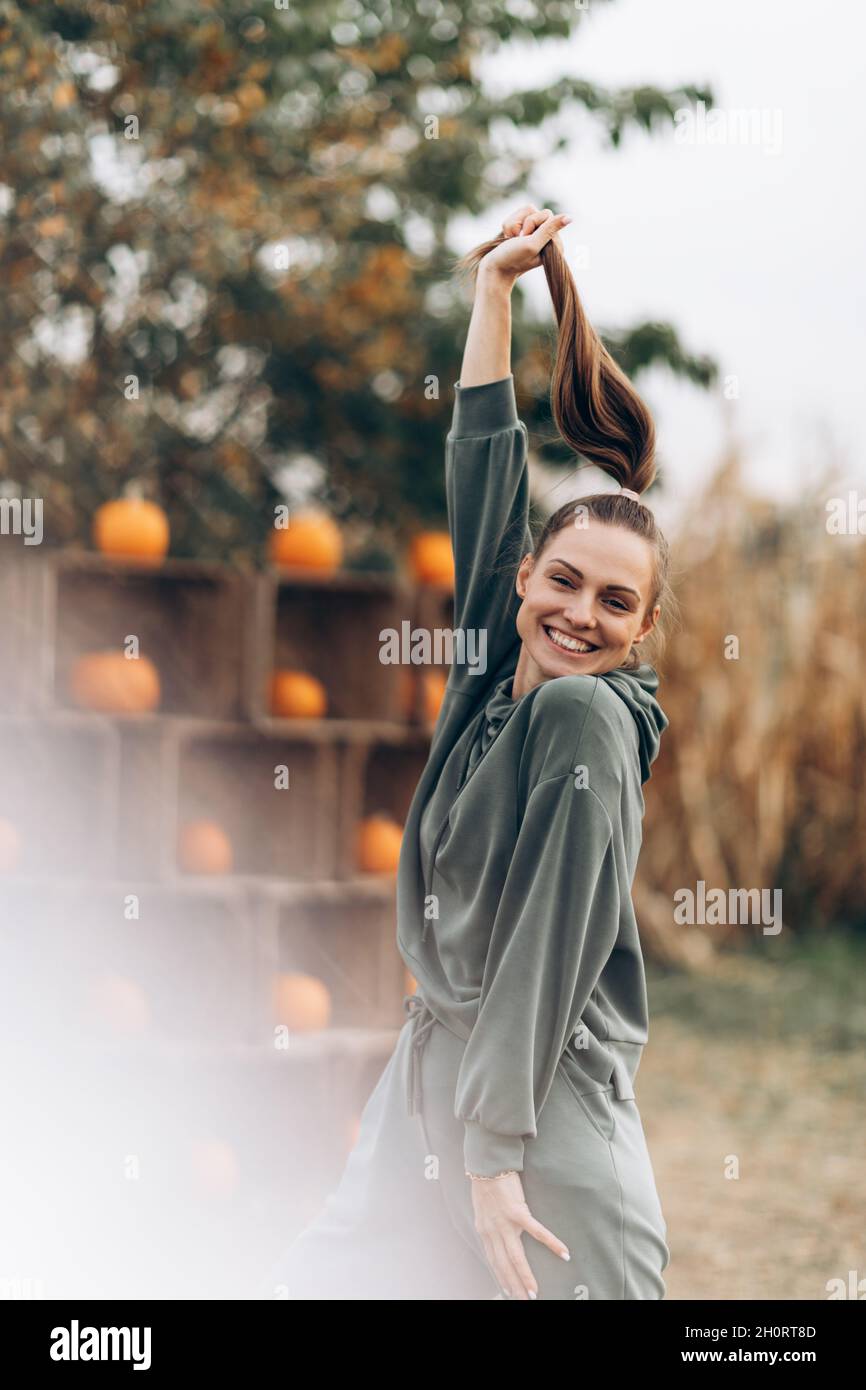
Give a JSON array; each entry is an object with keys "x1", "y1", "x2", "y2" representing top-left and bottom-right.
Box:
[{"x1": 454, "y1": 227, "x2": 678, "y2": 672}]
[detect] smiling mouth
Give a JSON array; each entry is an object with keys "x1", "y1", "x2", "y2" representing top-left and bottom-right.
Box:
[{"x1": 543, "y1": 625, "x2": 600, "y2": 656}]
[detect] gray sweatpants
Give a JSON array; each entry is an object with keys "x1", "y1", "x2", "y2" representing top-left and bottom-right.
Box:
[{"x1": 262, "y1": 996, "x2": 670, "y2": 1300}]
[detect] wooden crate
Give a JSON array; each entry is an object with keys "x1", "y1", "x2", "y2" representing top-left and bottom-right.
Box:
[
  {"x1": 0, "y1": 714, "x2": 118, "y2": 878},
  {"x1": 0, "y1": 552, "x2": 50, "y2": 714},
  {"x1": 336, "y1": 730, "x2": 429, "y2": 879},
  {"x1": 35, "y1": 551, "x2": 247, "y2": 721},
  {"x1": 173, "y1": 722, "x2": 339, "y2": 881},
  {"x1": 413, "y1": 579, "x2": 456, "y2": 677},
  {"x1": 393, "y1": 581, "x2": 457, "y2": 725},
  {"x1": 0, "y1": 545, "x2": 440, "y2": 1095},
  {"x1": 71, "y1": 881, "x2": 258, "y2": 1047},
  {"x1": 361, "y1": 738, "x2": 431, "y2": 824},
  {"x1": 246, "y1": 567, "x2": 416, "y2": 727},
  {"x1": 114, "y1": 720, "x2": 179, "y2": 881},
  {"x1": 251, "y1": 881, "x2": 402, "y2": 1031}
]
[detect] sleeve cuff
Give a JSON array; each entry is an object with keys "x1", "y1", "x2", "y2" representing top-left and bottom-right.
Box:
[
  {"x1": 463, "y1": 1120, "x2": 526, "y2": 1177},
  {"x1": 450, "y1": 375, "x2": 519, "y2": 438}
]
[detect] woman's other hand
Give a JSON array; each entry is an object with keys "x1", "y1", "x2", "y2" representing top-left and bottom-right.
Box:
[
  {"x1": 480, "y1": 205, "x2": 572, "y2": 284},
  {"x1": 470, "y1": 1169, "x2": 571, "y2": 1299}
]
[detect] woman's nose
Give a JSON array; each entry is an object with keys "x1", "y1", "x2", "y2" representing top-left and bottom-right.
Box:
[{"x1": 561, "y1": 596, "x2": 597, "y2": 629}]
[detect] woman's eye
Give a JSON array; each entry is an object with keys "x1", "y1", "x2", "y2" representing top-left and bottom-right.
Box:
[{"x1": 550, "y1": 575, "x2": 628, "y2": 611}]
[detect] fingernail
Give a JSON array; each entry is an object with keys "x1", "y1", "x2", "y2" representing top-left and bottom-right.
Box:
[
  {"x1": 562, "y1": 216, "x2": 572, "y2": 225},
  {"x1": 560, "y1": 1250, "x2": 571, "y2": 1261},
  {"x1": 529, "y1": 1289, "x2": 537, "y2": 1299},
  {"x1": 501, "y1": 1287, "x2": 510, "y2": 1297}
]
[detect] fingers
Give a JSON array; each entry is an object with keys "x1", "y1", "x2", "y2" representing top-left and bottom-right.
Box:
[
  {"x1": 473, "y1": 1177, "x2": 568, "y2": 1299},
  {"x1": 490, "y1": 1231, "x2": 534, "y2": 1300},
  {"x1": 503, "y1": 1228, "x2": 539, "y2": 1299},
  {"x1": 480, "y1": 1233, "x2": 512, "y2": 1299},
  {"x1": 521, "y1": 207, "x2": 554, "y2": 236},
  {"x1": 502, "y1": 206, "x2": 571, "y2": 262},
  {"x1": 481, "y1": 1230, "x2": 522, "y2": 1300},
  {"x1": 523, "y1": 1214, "x2": 571, "y2": 1263},
  {"x1": 504, "y1": 206, "x2": 552, "y2": 238},
  {"x1": 502, "y1": 203, "x2": 538, "y2": 237},
  {"x1": 527, "y1": 209, "x2": 571, "y2": 247},
  {"x1": 490, "y1": 1216, "x2": 570, "y2": 1299},
  {"x1": 483, "y1": 1227, "x2": 538, "y2": 1300}
]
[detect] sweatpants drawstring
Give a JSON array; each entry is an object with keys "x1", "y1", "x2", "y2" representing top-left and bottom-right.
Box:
[{"x1": 403, "y1": 993, "x2": 438, "y2": 1155}]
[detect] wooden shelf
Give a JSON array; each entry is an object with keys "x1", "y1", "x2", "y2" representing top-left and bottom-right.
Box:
[
  {"x1": 266, "y1": 564, "x2": 407, "y2": 595},
  {"x1": 0, "y1": 872, "x2": 398, "y2": 902},
  {"x1": 25, "y1": 548, "x2": 237, "y2": 582},
  {"x1": 258, "y1": 874, "x2": 397, "y2": 903},
  {"x1": 0, "y1": 544, "x2": 432, "y2": 1054},
  {"x1": 68, "y1": 1028, "x2": 402, "y2": 1066},
  {"x1": 0, "y1": 707, "x2": 430, "y2": 746},
  {"x1": 251, "y1": 715, "x2": 429, "y2": 746}
]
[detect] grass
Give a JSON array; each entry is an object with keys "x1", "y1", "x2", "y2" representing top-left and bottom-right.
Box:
[
  {"x1": 639, "y1": 930, "x2": 865, "y2": 1300},
  {"x1": 647, "y1": 928, "x2": 866, "y2": 1058}
]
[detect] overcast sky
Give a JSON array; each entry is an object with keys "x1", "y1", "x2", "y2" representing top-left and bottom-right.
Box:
[{"x1": 451, "y1": 0, "x2": 865, "y2": 527}]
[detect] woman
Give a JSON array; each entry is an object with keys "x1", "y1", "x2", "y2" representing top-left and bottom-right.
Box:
[{"x1": 265, "y1": 204, "x2": 673, "y2": 1301}]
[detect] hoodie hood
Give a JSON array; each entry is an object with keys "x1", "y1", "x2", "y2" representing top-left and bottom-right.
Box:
[
  {"x1": 600, "y1": 663, "x2": 669, "y2": 784},
  {"x1": 479, "y1": 661, "x2": 669, "y2": 786}
]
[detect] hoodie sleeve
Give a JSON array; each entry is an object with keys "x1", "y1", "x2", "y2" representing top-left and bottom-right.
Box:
[
  {"x1": 454, "y1": 769, "x2": 621, "y2": 1176},
  {"x1": 445, "y1": 375, "x2": 533, "y2": 695}
]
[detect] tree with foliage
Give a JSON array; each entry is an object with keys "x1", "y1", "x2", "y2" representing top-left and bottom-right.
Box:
[{"x1": 0, "y1": 0, "x2": 715, "y2": 565}]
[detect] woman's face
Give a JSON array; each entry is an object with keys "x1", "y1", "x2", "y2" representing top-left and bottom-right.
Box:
[{"x1": 514, "y1": 519, "x2": 660, "y2": 680}]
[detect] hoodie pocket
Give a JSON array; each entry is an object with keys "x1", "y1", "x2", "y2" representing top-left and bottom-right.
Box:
[{"x1": 556, "y1": 1065, "x2": 617, "y2": 1144}]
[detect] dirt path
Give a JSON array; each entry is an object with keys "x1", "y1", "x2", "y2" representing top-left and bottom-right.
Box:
[{"x1": 638, "y1": 1008, "x2": 864, "y2": 1301}]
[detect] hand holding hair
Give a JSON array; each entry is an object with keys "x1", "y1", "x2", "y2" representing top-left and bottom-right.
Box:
[
  {"x1": 467, "y1": 206, "x2": 573, "y2": 283},
  {"x1": 453, "y1": 202, "x2": 656, "y2": 497}
]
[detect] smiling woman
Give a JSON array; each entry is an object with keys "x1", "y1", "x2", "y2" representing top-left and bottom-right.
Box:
[
  {"x1": 266, "y1": 204, "x2": 674, "y2": 1302},
  {"x1": 513, "y1": 521, "x2": 662, "y2": 695}
]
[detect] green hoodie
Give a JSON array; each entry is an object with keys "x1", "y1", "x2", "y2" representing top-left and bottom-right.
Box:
[{"x1": 396, "y1": 374, "x2": 669, "y2": 1178}]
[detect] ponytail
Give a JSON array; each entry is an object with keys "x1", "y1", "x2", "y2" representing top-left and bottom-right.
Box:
[{"x1": 454, "y1": 234, "x2": 656, "y2": 494}]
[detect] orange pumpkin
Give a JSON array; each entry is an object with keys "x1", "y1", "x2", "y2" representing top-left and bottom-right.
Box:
[
  {"x1": 273, "y1": 972, "x2": 332, "y2": 1032},
  {"x1": 70, "y1": 651, "x2": 161, "y2": 714},
  {"x1": 91, "y1": 973, "x2": 151, "y2": 1034},
  {"x1": 177, "y1": 820, "x2": 234, "y2": 875},
  {"x1": 421, "y1": 670, "x2": 447, "y2": 723},
  {"x1": 356, "y1": 813, "x2": 403, "y2": 874},
  {"x1": 0, "y1": 818, "x2": 21, "y2": 873},
  {"x1": 398, "y1": 670, "x2": 446, "y2": 723},
  {"x1": 268, "y1": 509, "x2": 344, "y2": 572},
  {"x1": 409, "y1": 531, "x2": 454, "y2": 587},
  {"x1": 93, "y1": 497, "x2": 170, "y2": 562},
  {"x1": 269, "y1": 669, "x2": 328, "y2": 719}
]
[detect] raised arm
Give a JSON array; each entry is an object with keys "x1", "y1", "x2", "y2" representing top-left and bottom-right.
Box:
[
  {"x1": 444, "y1": 209, "x2": 571, "y2": 702},
  {"x1": 457, "y1": 260, "x2": 515, "y2": 388},
  {"x1": 445, "y1": 361, "x2": 531, "y2": 696}
]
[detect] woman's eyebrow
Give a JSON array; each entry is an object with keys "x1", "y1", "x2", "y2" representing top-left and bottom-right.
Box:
[{"x1": 546, "y1": 557, "x2": 641, "y2": 600}]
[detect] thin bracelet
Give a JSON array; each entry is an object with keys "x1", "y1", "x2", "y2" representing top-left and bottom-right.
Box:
[{"x1": 465, "y1": 1168, "x2": 518, "y2": 1180}]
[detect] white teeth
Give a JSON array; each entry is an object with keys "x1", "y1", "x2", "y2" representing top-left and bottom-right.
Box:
[{"x1": 546, "y1": 626, "x2": 595, "y2": 654}]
